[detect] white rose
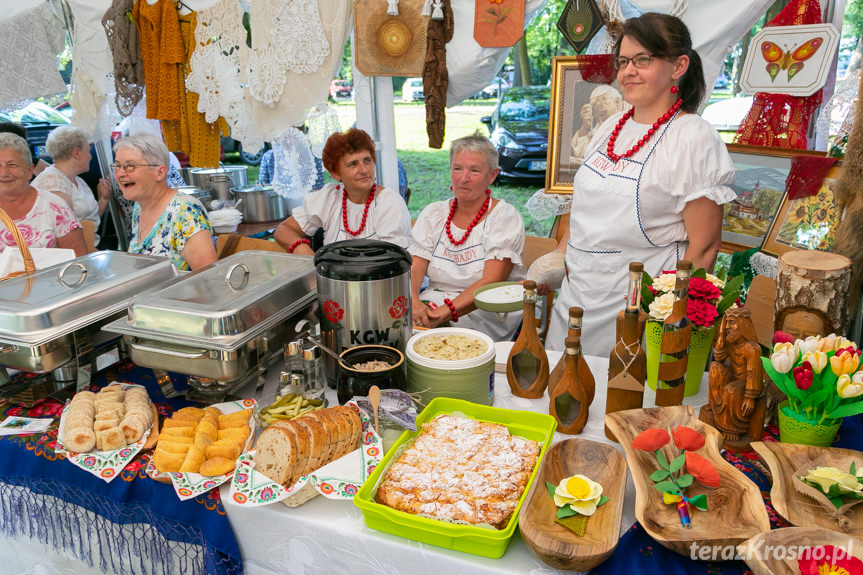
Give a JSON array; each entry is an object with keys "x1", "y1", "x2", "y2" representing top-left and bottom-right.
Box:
[
  {"x1": 705, "y1": 273, "x2": 725, "y2": 289},
  {"x1": 554, "y1": 474, "x2": 603, "y2": 516},
  {"x1": 648, "y1": 292, "x2": 675, "y2": 321},
  {"x1": 651, "y1": 273, "x2": 677, "y2": 293}
]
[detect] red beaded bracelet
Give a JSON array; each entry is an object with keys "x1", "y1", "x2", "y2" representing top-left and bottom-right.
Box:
[
  {"x1": 443, "y1": 298, "x2": 458, "y2": 322},
  {"x1": 288, "y1": 238, "x2": 311, "y2": 253}
]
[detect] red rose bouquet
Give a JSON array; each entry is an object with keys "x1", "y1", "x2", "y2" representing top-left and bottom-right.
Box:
[{"x1": 640, "y1": 268, "x2": 743, "y2": 331}]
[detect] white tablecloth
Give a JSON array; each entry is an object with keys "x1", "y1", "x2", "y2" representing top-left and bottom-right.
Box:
[{"x1": 224, "y1": 350, "x2": 710, "y2": 575}]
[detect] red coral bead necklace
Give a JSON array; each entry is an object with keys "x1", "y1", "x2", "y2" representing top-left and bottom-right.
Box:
[
  {"x1": 446, "y1": 189, "x2": 491, "y2": 246},
  {"x1": 340, "y1": 183, "x2": 376, "y2": 236},
  {"x1": 606, "y1": 98, "x2": 683, "y2": 163}
]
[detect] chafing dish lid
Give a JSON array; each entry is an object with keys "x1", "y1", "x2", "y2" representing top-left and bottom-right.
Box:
[
  {"x1": 122, "y1": 251, "x2": 315, "y2": 342},
  {"x1": 0, "y1": 251, "x2": 178, "y2": 344}
]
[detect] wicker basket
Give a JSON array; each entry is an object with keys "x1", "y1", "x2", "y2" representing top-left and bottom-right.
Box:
[{"x1": 0, "y1": 206, "x2": 35, "y2": 280}]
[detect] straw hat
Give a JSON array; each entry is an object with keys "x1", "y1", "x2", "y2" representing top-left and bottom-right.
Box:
[{"x1": 354, "y1": 0, "x2": 427, "y2": 77}]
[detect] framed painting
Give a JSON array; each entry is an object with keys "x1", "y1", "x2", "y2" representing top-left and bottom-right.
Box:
[
  {"x1": 762, "y1": 165, "x2": 842, "y2": 256},
  {"x1": 721, "y1": 143, "x2": 826, "y2": 252},
  {"x1": 545, "y1": 56, "x2": 624, "y2": 194}
]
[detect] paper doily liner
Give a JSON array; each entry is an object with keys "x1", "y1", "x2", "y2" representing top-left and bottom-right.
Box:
[
  {"x1": 525, "y1": 189, "x2": 572, "y2": 221},
  {"x1": 145, "y1": 398, "x2": 258, "y2": 501},
  {"x1": 54, "y1": 382, "x2": 152, "y2": 484},
  {"x1": 227, "y1": 401, "x2": 383, "y2": 507}
]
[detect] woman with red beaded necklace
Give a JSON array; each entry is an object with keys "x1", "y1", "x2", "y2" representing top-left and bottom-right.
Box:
[
  {"x1": 274, "y1": 128, "x2": 411, "y2": 254},
  {"x1": 543, "y1": 13, "x2": 736, "y2": 358},
  {"x1": 410, "y1": 133, "x2": 526, "y2": 340}
]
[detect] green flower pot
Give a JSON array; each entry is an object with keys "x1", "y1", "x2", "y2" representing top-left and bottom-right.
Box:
[
  {"x1": 645, "y1": 322, "x2": 714, "y2": 397},
  {"x1": 777, "y1": 401, "x2": 841, "y2": 446}
]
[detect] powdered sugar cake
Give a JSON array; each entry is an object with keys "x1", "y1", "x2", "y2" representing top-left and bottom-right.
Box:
[{"x1": 376, "y1": 414, "x2": 540, "y2": 529}]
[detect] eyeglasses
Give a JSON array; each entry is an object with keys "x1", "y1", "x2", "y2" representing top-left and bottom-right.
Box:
[
  {"x1": 110, "y1": 162, "x2": 160, "y2": 173},
  {"x1": 613, "y1": 53, "x2": 655, "y2": 70}
]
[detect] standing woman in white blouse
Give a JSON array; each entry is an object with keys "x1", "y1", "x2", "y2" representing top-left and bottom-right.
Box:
[
  {"x1": 274, "y1": 128, "x2": 411, "y2": 254},
  {"x1": 410, "y1": 133, "x2": 525, "y2": 341},
  {"x1": 544, "y1": 13, "x2": 736, "y2": 358}
]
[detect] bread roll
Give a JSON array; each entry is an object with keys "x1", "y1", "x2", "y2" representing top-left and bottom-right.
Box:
[
  {"x1": 96, "y1": 427, "x2": 125, "y2": 451},
  {"x1": 121, "y1": 418, "x2": 147, "y2": 444},
  {"x1": 64, "y1": 427, "x2": 96, "y2": 453},
  {"x1": 199, "y1": 457, "x2": 236, "y2": 477}
]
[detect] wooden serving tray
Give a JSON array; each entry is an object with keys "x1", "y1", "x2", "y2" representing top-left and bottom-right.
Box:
[
  {"x1": 605, "y1": 406, "x2": 770, "y2": 557},
  {"x1": 738, "y1": 526, "x2": 863, "y2": 575},
  {"x1": 752, "y1": 441, "x2": 863, "y2": 536},
  {"x1": 519, "y1": 439, "x2": 626, "y2": 571}
]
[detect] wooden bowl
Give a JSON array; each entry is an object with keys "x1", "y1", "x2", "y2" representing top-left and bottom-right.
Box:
[
  {"x1": 605, "y1": 405, "x2": 770, "y2": 557},
  {"x1": 738, "y1": 526, "x2": 863, "y2": 575},
  {"x1": 752, "y1": 441, "x2": 863, "y2": 536},
  {"x1": 519, "y1": 439, "x2": 626, "y2": 571}
]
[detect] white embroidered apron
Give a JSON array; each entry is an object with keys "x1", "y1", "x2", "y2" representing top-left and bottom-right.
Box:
[
  {"x1": 547, "y1": 118, "x2": 685, "y2": 357},
  {"x1": 421, "y1": 217, "x2": 520, "y2": 341}
]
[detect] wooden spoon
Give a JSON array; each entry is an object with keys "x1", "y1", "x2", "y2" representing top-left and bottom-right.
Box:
[{"x1": 369, "y1": 385, "x2": 381, "y2": 434}]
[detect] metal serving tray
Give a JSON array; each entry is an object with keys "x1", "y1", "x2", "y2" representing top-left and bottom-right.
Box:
[
  {"x1": 104, "y1": 251, "x2": 317, "y2": 351},
  {"x1": 0, "y1": 251, "x2": 178, "y2": 347}
]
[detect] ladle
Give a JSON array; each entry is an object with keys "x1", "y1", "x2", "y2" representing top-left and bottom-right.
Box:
[{"x1": 305, "y1": 335, "x2": 352, "y2": 370}]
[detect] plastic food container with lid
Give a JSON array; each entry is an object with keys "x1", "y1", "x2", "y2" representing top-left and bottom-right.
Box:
[{"x1": 405, "y1": 327, "x2": 496, "y2": 406}]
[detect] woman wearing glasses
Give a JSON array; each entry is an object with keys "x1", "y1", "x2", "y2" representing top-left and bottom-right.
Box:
[
  {"x1": 112, "y1": 134, "x2": 217, "y2": 271},
  {"x1": 0, "y1": 133, "x2": 86, "y2": 256},
  {"x1": 544, "y1": 13, "x2": 736, "y2": 357}
]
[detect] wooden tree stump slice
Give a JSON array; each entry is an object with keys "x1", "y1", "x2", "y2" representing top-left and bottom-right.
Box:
[
  {"x1": 775, "y1": 250, "x2": 852, "y2": 338},
  {"x1": 519, "y1": 439, "x2": 626, "y2": 571},
  {"x1": 738, "y1": 526, "x2": 863, "y2": 575},
  {"x1": 605, "y1": 406, "x2": 770, "y2": 557}
]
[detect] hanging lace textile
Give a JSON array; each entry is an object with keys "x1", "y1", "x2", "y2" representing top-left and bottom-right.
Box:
[
  {"x1": 271, "y1": 128, "x2": 319, "y2": 202},
  {"x1": 816, "y1": 68, "x2": 859, "y2": 158},
  {"x1": 176, "y1": 11, "x2": 230, "y2": 168},
  {"x1": 734, "y1": 0, "x2": 823, "y2": 149},
  {"x1": 305, "y1": 104, "x2": 342, "y2": 158},
  {"x1": 186, "y1": 0, "x2": 260, "y2": 154},
  {"x1": 247, "y1": 0, "x2": 331, "y2": 106},
  {"x1": 0, "y1": 2, "x2": 66, "y2": 109},
  {"x1": 525, "y1": 190, "x2": 573, "y2": 221},
  {"x1": 102, "y1": 0, "x2": 144, "y2": 117},
  {"x1": 423, "y1": 0, "x2": 453, "y2": 148},
  {"x1": 249, "y1": 1, "x2": 352, "y2": 140},
  {"x1": 133, "y1": 0, "x2": 183, "y2": 132}
]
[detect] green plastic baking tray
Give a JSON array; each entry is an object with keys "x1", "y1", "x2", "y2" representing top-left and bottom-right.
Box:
[{"x1": 353, "y1": 397, "x2": 557, "y2": 559}]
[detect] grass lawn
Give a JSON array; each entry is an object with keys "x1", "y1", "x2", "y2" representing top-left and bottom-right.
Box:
[{"x1": 226, "y1": 100, "x2": 557, "y2": 238}]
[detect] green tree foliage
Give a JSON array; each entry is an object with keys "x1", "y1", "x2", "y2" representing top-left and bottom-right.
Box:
[{"x1": 521, "y1": 0, "x2": 576, "y2": 86}]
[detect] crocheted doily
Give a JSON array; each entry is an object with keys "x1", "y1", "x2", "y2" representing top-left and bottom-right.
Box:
[
  {"x1": 524, "y1": 189, "x2": 572, "y2": 221},
  {"x1": 272, "y1": 127, "x2": 319, "y2": 200}
]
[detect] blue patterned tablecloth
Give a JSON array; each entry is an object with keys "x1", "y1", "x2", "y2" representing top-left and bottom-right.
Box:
[{"x1": 0, "y1": 361, "x2": 243, "y2": 575}]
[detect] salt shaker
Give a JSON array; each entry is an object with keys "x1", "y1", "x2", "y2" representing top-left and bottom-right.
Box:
[
  {"x1": 303, "y1": 345, "x2": 325, "y2": 401},
  {"x1": 284, "y1": 341, "x2": 305, "y2": 390}
]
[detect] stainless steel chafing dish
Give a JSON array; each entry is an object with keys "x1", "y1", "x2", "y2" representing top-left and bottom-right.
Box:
[
  {"x1": 0, "y1": 251, "x2": 179, "y2": 399},
  {"x1": 104, "y1": 251, "x2": 317, "y2": 402}
]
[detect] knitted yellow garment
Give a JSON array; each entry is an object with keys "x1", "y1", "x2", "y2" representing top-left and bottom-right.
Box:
[{"x1": 133, "y1": 0, "x2": 182, "y2": 122}]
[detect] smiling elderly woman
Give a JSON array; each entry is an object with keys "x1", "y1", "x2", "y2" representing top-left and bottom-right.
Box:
[
  {"x1": 113, "y1": 134, "x2": 216, "y2": 271},
  {"x1": 0, "y1": 133, "x2": 86, "y2": 256}
]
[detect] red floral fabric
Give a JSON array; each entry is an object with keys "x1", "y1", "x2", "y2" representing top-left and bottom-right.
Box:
[{"x1": 786, "y1": 155, "x2": 839, "y2": 200}]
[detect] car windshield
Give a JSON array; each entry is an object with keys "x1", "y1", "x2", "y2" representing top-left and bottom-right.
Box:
[
  {"x1": 7, "y1": 102, "x2": 69, "y2": 125},
  {"x1": 499, "y1": 91, "x2": 549, "y2": 122}
]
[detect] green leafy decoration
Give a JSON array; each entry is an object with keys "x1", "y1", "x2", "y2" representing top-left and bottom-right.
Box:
[
  {"x1": 828, "y1": 402, "x2": 863, "y2": 419},
  {"x1": 830, "y1": 496, "x2": 844, "y2": 510},
  {"x1": 557, "y1": 505, "x2": 578, "y2": 519},
  {"x1": 851, "y1": 461, "x2": 857, "y2": 475},
  {"x1": 677, "y1": 474, "x2": 694, "y2": 488},
  {"x1": 656, "y1": 450, "x2": 669, "y2": 470},
  {"x1": 687, "y1": 494, "x2": 708, "y2": 511},
  {"x1": 669, "y1": 454, "x2": 686, "y2": 473},
  {"x1": 597, "y1": 495, "x2": 609, "y2": 507},
  {"x1": 692, "y1": 268, "x2": 707, "y2": 279},
  {"x1": 650, "y1": 469, "x2": 670, "y2": 481},
  {"x1": 716, "y1": 274, "x2": 744, "y2": 315},
  {"x1": 653, "y1": 480, "x2": 677, "y2": 494},
  {"x1": 641, "y1": 271, "x2": 655, "y2": 311},
  {"x1": 546, "y1": 481, "x2": 557, "y2": 499}
]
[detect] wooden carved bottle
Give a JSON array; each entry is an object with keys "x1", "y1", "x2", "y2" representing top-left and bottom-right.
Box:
[
  {"x1": 616, "y1": 298, "x2": 648, "y2": 344},
  {"x1": 507, "y1": 280, "x2": 549, "y2": 398},
  {"x1": 549, "y1": 336, "x2": 589, "y2": 434},
  {"x1": 605, "y1": 262, "x2": 647, "y2": 440},
  {"x1": 548, "y1": 307, "x2": 595, "y2": 403},
  {"x1": 655, "y1": 260, "x2": 693, "y2": 407}
]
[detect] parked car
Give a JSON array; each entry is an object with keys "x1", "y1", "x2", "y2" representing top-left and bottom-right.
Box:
[
  {"x1": 481, "y1": 85, "x2": 550, "y2": 182},
  {"x1": 219, "y1": 137, "x2": 270, "y2": 166},
  {"x1": 713, "y1": 73, "x2": 730, "y2": 90},
  {"x1": 474, "y1": 76, "x2": 511, "y2": 99},
  {"x1": 401, "y1": 78, "x2": 424, "y2": 103},
  {"x1": 329, "y1": 79, "x2": 352, "y2": 100},
  {"x1": 0, "y1": 101, "x2": 71, "y2": 165}
]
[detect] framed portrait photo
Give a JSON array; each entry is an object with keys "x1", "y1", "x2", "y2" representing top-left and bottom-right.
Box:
[
  {"x1": 762, "y1": 166, "x2": 842, "y2": 256},
  {"x1": 721, "y1": 143, "x2": 826, "y2": 251},
  {"x1": 545, "y1": 56, "x2": 625, "y2": 194}
]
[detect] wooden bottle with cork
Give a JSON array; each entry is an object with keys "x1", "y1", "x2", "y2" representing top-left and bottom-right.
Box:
[
  {"x1": 548, "y1": 307, "x2": 595, "y2": 404},
  {"x1": 655, "y1": 260, "x2": 693, "y2": 407},
  {"x1": 605, "y1": 262, "x2": 647, "y2": 440},
  {"x1": 507, "y1": 280, "x2": 549, "y2": 398},
  {"x1": 549, "y1": 336, "x2": 589, "y2": 434}
]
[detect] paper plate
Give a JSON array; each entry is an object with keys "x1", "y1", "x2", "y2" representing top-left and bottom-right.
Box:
[{"x1": 473, "y1": 282, "x2": 524, "y2": 313}]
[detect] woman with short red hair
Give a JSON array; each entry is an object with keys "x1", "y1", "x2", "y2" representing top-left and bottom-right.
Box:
[{"x1": 274, "y1": 128, "x2": 411, "y2": 254}]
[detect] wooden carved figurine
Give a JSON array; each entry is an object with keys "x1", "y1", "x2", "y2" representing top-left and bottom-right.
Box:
[
  {"x1": 699, "y1": 307, "x2": 766, "y2": 452},
  {"x1": 507, "y1": 281, "x2": 549, "y2": 398}
]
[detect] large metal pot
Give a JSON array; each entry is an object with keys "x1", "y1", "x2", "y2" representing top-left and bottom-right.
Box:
[
  {"x1": 232, "y1": 184, "x2": 290, "y2": 223},
  {"x1": 176, "y1": 185, "x2": 212, "y2": 208},
  {"x1": 190, "y1": 166, "x2": 248, "y2": 196}
]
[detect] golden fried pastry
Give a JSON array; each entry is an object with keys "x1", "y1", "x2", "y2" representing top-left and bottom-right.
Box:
[
  {"x1": 157, "y1": 439, "x2": 193, "y2": 454},
  {"x1": 195, "y1": 420, "x2": 218, "y2": 440},
  {"x1": 204, "y1": 439, "x2": 244, "y2": 461},
  {"x1": 217, "y1": 426, "x2": 250, "y2": 443},
  {"x1": 179, "y1": 445, "x2": 205, "y2": 473},
  {"x1": 173, "y1": 407, "x2": 206, "y2": 423},
  {"x1": 161, "y1": 426, "x2": 195, "y2": 439},
  {"x1": 204, "y1": 406, "x2": 223, "y2": 416},
  {"x1": 218, "y1": 409, "x2": 252, "y2": 429},
  {"x1": 199, "y1": 457, "x2": 236, "y2": 477},
  {"x1": 193, "y1": 431, "x2": 213, "y2": 452},
  {"x1": 153, "y1": 449, "x2": 185, "y2": 473}
]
